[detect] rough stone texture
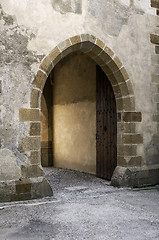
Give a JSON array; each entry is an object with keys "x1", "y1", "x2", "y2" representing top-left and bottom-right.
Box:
[
  {"x1": 19, "y1": 109, "x2": 40, "y2": 122},
  {"x1": 111, "y1": 165, "x2": 159, "y2": 187},
  {"x1": 151, "y1": 0, "x2": 159, "y2": 9},
  {"x1": 51, "y1": 0, "x2": 82, "y2": 14},
  {"x1": 123, "y1": 112, "x2": 142, "y2": 122},
  {"x1": 30, "y1": 122, "x2": 40, "y2": 136},
  {"x1": 0, "y1": 149, "x2": 21, "y2": 181}
]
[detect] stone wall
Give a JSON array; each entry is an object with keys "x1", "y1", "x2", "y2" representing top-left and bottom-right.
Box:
[{"x1": 0, "y1": 0, "x2": 159, "y2": 201}]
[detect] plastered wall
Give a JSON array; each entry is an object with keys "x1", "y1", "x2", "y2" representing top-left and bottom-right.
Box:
[{"x1": 52, "y1": 52, "x2": 96, "y2": 174}]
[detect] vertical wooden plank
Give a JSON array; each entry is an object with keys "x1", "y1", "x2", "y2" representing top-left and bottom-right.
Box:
[{"x1": 96, "y1": 65, "x2": 117, "y2": 180}]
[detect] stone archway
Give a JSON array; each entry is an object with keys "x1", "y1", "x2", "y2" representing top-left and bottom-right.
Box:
[{"x1": 19, "y1": 34, "x2": 143, "y2": 190}]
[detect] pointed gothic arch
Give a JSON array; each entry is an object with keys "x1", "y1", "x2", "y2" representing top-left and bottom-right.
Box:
[{"x1": 19, "y1": 34, "x2": 142, "y2": 186}]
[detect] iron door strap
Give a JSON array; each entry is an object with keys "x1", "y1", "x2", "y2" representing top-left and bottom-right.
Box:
[
  {"x1": 96, "y1": 133, "x2": 99, "y2": 140},
  {"x1": 104, "y1": 126, "x2": 107, "y2": 132}
]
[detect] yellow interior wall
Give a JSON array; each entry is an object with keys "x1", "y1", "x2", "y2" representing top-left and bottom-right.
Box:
[{"x1": 53, "y1": 51, "x2": 96, "y2": 174}]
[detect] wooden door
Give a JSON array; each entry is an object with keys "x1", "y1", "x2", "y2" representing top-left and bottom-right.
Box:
[{"x1": 96, "y1": 66, "x2": 117, "y2": 180}]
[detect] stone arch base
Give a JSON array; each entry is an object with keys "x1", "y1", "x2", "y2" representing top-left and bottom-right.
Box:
[
  {"x1": 111, "y1": 166, "x2": 159, "y2": 187},
  {"x1": 0, "y1": 178, "x2": 52, "y2": 202}
]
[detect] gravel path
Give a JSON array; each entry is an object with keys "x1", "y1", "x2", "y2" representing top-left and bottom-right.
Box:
[{"x1": 0, "y1": 167, "x2": 159, "y2": 240}]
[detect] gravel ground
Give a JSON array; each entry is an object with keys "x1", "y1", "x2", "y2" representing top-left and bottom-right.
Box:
[{"x1": 0, "y1": 167, "x2": 159, "y2": 240}]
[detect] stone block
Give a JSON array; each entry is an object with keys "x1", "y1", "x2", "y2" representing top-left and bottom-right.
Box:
[
  {"x1": 40, "y1": 57, "x2": 52, "y2": 75},
  {"x1": 113, "y1": 69, "x2": 125, "y2": 84},
  {"x1": 123, "y1": 112, "x2": 142, "y2": 122},
  {"x1": 48, "y1": 47, "x2": 61, "y2": 65},
  {"x1": 33, "y1": 70, "x2": 47, "y2": 90},
  {"x1": 16, "y1": 180, "x2": 31, "y2": 194},
  {"x1": 58, "y1": 39, "x2": 71, "y2": 52},
  {"x1": 120, "y1": 67, "x2": 129, "y2": 81},
  {"x1": 117, "y1": 133, "x2": 122, "y2": 144},
  {"x1": 151, "y1": 54, "x2": 159, "y2": 64},
  {"x1": 18, "y1": 137, "x2": 40, "y2": 152},
  {"x1": 30, "y1": 122, "x2": 40, "y2": 136},
  {"x1": 151, "y1": 0, "x2": 159, "y2": 9},
  {"x1": 152, "y1": 75, "x2": 159, "y2": 83},
  {"x1": 104, "y1": 46, "x2": 114, "y2": 58},
  {"x1": 11, "y1": 193, "x2": 31, "y2": 201},
  {"x1": 86, "y1": 50, "x2": 97, "y2": 58},
  {"x1": 116, "y1": 98, "x2": 123, "y2": 111},
  {"x1": 31, "y1": 89, "x2": 41, "y2": 108},
  {"x1": 51, "y1": 0, "x2": 82, "y2": 14},
  {"x1": 98, "y1": 50, "x2": 112, "y2": 65},
  {"x1": 153, "y1": 114, "x2": 159, "y2": 121},
  {"x1": 107, "y1": 60, "x2": 119, "y2": 73},
  {"x1": 120, "y1": 80, "x2": 134, "y2": 97},
  {"x1": 123, "y1": 123, "x2": 136, "y2": 133},
  {"x1": 117, "y1": 156, "x2": 127, "y2": 166},
  {"x1": 61, "y1": 46, "x2": 73, "y2": 57},
  {"x1": 128, "y1": 156, "x2": 142, "y2": 166},
  {"x1": 117, "y1": 112, "x2": 121, "y2": 122},
  {"x1": 107, "y1": 74, "x2": 118, "y2": 86},
  {"x1": 91, "y1": 45, "x2": 103, "y2": 55},
  {"x1": 92, "y1": 55, "x2": 105, "y2": 66},
  {"x1": 101, "y1": 64, "x2": 112, "y2": 75},
  {"x1": 0, "y1": 177, "x2": 53, "y2": 202},
  {"x1": 114, "y1": 56, "x2": 122, "y2": 69},
  {"x1": 81, "y1": 41, "x2": 94, "y2": 53},
  {"x1": 155, "y1": 45, "x2": 159, "y2": 54},
  {"x1": 150, "y1": 34, "x2": 159, "y2": 45},
  {"x1": 154, "y1": 93, "x2": 159, "y2": 102},
  {"x1": 153, "y1": 134, "x2": 159, "y2": 145},
  {"x1": 111, "y1": 166, "x2": 159, "y2": 187},
  {"x1": 31, "y1": 177, "x2": 53, "y2": 199},
  {"x1": 70, "y1": 35, "x2": 81, "y2": 45},
  {"x1": 80, "y1": 34, "x2": 96, "y2": 43},
  {"x1": 113, "y1": 85, "x2": 122, "y2": 98},
  {"x1": 19, "y1": 109, "x2": 40, "y2": 122},
  {"x1": 21, "y1": 164, "x2": 43, "y2": 178},
  {"x1": 151, "y1": 65, "x2": 159, "y2": 75},
  {"x1": 118, "y1": 144, "x2": 137, "y2": 156},
  {"x1": 123, "y1": 97, "x2": 135, "y2": 111},
  {"x1": 123, "y1": 134, "x2": 143, "y2": 144},
  {"x1": 29, "y1": 151, "x2": 41, "y2": 164},
  {"x1": 96, "y1": 38, "x2": 105, "y2": 49}
]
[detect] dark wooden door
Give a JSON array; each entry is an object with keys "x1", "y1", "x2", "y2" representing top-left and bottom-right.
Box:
[{"x1": 96, "y1": 66, "x2": 117, "y2": 180}]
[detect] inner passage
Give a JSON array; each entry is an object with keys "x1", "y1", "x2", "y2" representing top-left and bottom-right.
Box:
[{"x1": 41, "y1": 51, "x2": 96, "y2": 174}]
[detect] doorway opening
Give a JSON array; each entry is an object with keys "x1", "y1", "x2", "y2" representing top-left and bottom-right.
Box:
[{"x1": 41, "y1": 51, "x2": 117, "y2": 180}]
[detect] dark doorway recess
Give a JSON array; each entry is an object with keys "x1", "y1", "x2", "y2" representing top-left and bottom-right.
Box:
[{"x1": 96, "y1": 66, "x2": 117, "y2": 180}]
